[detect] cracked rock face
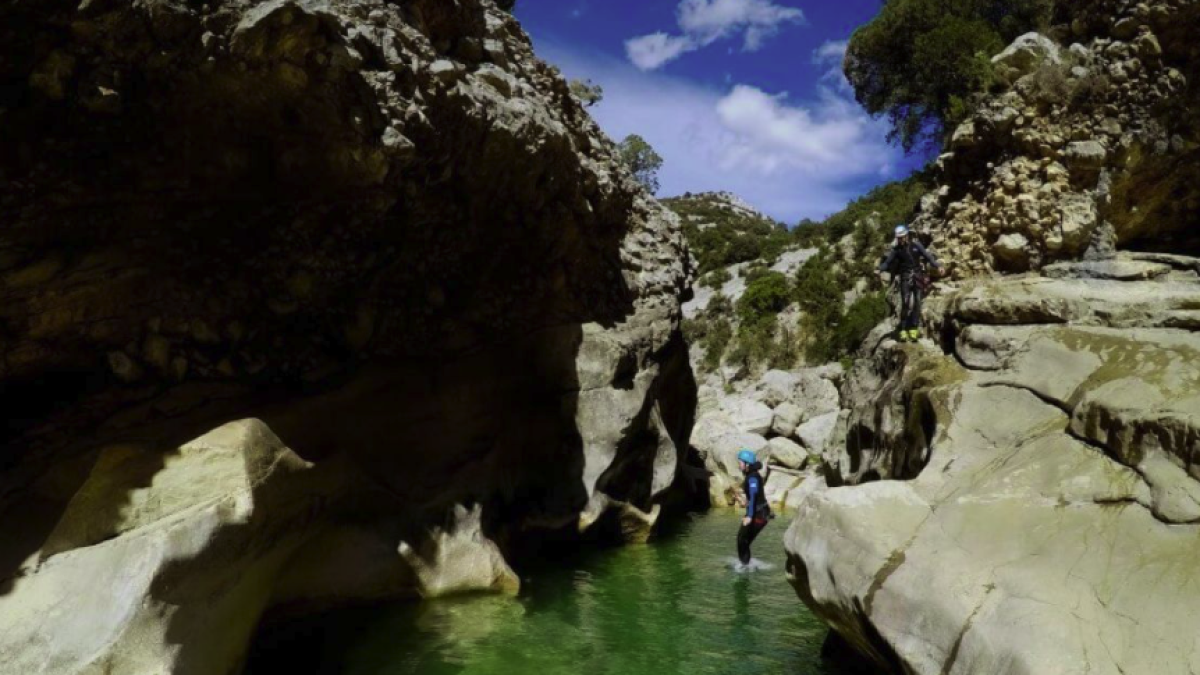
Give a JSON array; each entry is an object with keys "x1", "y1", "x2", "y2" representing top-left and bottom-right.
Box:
[
  {"x1": 0, "y1": 0, "x2": 696, "y2": 672},
  {"x1": 787, "y1": 256, "x2": 1200, "y2": 674}
]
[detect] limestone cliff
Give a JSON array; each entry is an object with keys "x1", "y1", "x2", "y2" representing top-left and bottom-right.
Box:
[
  {"x1": 785, "y1": 2, "x2": 1200, "y2": 672},
  {"x1": 914, "y1": 0, "x2": 1200, "y2": 275},
  {"x1": 787, "y1": 257, "x2": 1200, "y2": 674},
  {"x1": 0, "y1": 0, "x2": 696, "y2": 672}
]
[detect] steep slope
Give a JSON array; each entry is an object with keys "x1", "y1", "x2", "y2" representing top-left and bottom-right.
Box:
[{"x1": 0, "y1": 0, "x2": 695, "y2": 673}]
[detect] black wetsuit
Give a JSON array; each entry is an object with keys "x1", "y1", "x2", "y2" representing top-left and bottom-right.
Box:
[
  {"x1": 737, "y1": 466, "x2": 771, "y2": 565},
  {"x1": 879, "y1": 239, "x2": 941, "y2": 331}
]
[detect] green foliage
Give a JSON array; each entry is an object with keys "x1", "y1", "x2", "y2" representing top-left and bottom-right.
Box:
[
  {"x1": 703, "y1": 319, "x2": 733, "y2": 372},
  {"x1": 833, "y1": 293, "x2": 890, "y2": 357},
  {"x1": 569, "y1": 79, "x2": 604, "y2": 107},
  {"x1": 664, "y1": 194, "x2": 792, "y2": 275},
  {"x1": 699, "y1": 267, "x2": 732, "y2": 290},
  {"x1": 794, "y1": 253, "x2": 847, "y2": 363},
  {"x1": 675, "y1": 170, "x2": 935, "y2": 371},
  {"x1": 617, "y1": 134, "x2": 663, "y2": 193},
  {"x1": 737, "y1": 272, "x2": 792, "y2": 326},
  {"x1": 821, "y1": 170, "x2": 934, "y2": 242},
  {"x1": 845, "y1": 0, "x2": 1052, "y2": 150},
  {"x1": 685, "y1": 293, "x2": 735, "y2": 373},
  {"x1": 793, "y1": 219, "x2": 827, "y2": 248}
]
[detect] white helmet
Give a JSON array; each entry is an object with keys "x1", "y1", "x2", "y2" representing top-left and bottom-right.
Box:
[{"x1": 894, "y1": 225, "x2": 909, "y2": 239}]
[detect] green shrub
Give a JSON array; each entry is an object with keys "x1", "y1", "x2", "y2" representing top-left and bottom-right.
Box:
[
  {"x1": 833, "y1": 293, "x2": 890, "y2": 356},
  {"x1": 666, "y1": 195, "x2": 792, "y2": 275},
  {"x1": 737, "y1": 272, "x2": 792, "y2": 326},
  {"x1": 701, "y1": 318, "x2": 732, "y2": 372},
  {"x1": 700, "y1": 267, "x2": 732, "y2": 289},
  {"x1": 845, "y1": 0, "x2": 1052, "y2": 150}
]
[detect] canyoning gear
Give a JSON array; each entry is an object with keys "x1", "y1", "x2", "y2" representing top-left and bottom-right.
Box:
[
  {"x1": 737, "y1": 450, "x2": 758, "y2": 465},
  {"x1": 879, "y1": 238, "x2": 939, "y2": 276},
  {"x1": 737, "y1": 517, "x2": 768, "y2": 565},
  {"x1": 894, "y1": 225, "x2": 909, "y2": 239},
  {"x1": 742, "y1": 468, "x2": 772, "y2": 521},
  {"x1": 737, "y1": 464, "x2": 772, "y2": 565},
  {"x1": 880, "y1": 238, "x2": 942, "y2": 332},
  {"x1": 916, "y1": 271, "x2": 934, "y2": 295}
]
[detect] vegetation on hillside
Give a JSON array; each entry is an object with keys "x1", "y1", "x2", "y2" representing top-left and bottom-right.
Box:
[
  {"x1": 682, "y1": 170, "x2": 933, "y2": 373},
  {"x1": 663, "y1": 194, "x2": 793, "y2": 276},
  {"x1": 845, "y1": 0, "x2": 1053, "y2": 150}
]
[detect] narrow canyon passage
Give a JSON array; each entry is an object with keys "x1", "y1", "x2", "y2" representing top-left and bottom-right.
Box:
[{"x1": 244, "y1": 512, "x2": 857, "y2": 675}]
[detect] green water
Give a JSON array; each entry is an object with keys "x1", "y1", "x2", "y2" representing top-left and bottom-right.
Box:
[{"x1": 247, "y1": 512, "x2": 852, "y2": 675}]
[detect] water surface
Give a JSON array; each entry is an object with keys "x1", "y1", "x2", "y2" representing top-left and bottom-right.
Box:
[{"x1": 247, "y1": 511, "x2": 854, "y2": 675}]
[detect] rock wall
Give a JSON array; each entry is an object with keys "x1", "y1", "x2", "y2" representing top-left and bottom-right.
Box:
[
  {"x1": 915, "y1": 0, "x2": 1200, "y2": 275},
  {"x1": 786, "y1": 255, "x2": 1200, "y2": 674},
  {"x1": 0, "y1": 0, "x2": 696, "y2": 673}
]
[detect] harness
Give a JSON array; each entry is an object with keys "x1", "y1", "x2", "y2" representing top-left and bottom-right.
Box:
[{"x1": 892, "y1": 242, "x2": 933, "y2": 294}]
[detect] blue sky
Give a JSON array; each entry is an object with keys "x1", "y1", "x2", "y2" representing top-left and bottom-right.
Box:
[{"x1": 513, "y1": 0, "x2": 930, "y2": 224}]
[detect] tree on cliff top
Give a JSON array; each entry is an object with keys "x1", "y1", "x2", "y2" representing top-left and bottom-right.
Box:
[
  {"x1": 617, "y1": 134, "x2": 664, "y2": 194},
  {"x1": 496, "y1": 0, "x2": 516, "y2": 12},
  {"x1": 846, "y1": 0, "x2": 1052, "y2": 151},
  {"x1": 569, "y1": 79, "x2": 604, "y2": 107}
]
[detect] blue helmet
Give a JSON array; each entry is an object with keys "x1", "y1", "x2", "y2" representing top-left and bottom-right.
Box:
[
  {"x1": 737, "y1": 449, "x2": 757, "y2": 465},
  {"x1": 894, "y1": 224, "x2": 909, "y2": 239}
]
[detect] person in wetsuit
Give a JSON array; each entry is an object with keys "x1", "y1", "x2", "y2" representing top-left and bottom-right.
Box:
[
  {"x1": 735, "y1": 450, "x2": 772, "y2": 566},
  {"x1": 877, "y1": 225, "x2": 943, "y2": 342}
]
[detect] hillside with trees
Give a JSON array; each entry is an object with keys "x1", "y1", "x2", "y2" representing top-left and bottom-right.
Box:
[{"x1": 669, "y1": 171, "x2": 933, "y2": 377}]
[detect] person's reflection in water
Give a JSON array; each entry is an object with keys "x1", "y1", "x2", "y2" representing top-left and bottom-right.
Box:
[{"x1": 731, "y1": 574, "x2": 754, "y2": 655}]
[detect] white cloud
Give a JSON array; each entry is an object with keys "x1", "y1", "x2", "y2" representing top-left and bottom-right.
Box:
[
  {"x1": 625, "y1": 0, "x2": 804, "y2": 71},
  {"x1": 539, "y1": 43, "x2": 902, "y2": 222},
  {"x1": 715, "y1": 85, "x2": 883, "y2": 176},
  {"x1": 626, "y1": 33, "x2": 695, "y2": 71},
  {"x1": 812, "y1": 39, "x2": 848, "y2": 65}
]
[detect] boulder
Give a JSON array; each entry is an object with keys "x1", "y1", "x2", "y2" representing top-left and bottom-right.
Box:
[
  {"x1": 771, "y1": 401, "x2": 803, "y2": 438},
  {"x1": 751, "y1": 369, "x2": 802, "y2": 407},
  {"x1": 766, "y1": 436, "x2": 807, "y2": 470},
  {"x1": 795, "y1": 411, "x2": 840, "y2": 456},
  {"x1": 993, "y1": 232, "x2": 1031, "y2": 269},
  {"x1": 720, "y1": 398, "x2": 775, "y2": 436},
  {"x1": 992, "y1": 33, "x2": 1062, "y2": 85},
  {"x1": 794, "y1": 372, "x2": 841, "y2": 421},
  {"x1": 1063, "y1": 140, "x2": 1107, "y2": 169},
  {"x1": 691, "y1": 413, "x2": 769, "y2": 480},
  {"x1": 0, "y1": 420, "x2": 342, "y2": 675}
]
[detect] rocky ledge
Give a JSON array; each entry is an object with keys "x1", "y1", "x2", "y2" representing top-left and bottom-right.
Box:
[
  {"x1": 786, "y1": 253, "x2": 1200, "y2": 674},
  {"x1": 0, "y1": 0, "x2": 696, "y2": 673}
]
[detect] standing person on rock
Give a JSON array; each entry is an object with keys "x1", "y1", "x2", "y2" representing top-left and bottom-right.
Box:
[
  {"x1": 734, "y1": 450, "x2": 772, "y2": 568},
  {"x1": 877, "y1": 225, "x2": 942, "y2": 342}
]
